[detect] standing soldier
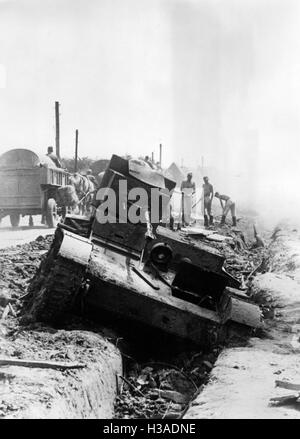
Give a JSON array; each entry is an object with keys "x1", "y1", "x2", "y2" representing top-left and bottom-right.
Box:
[
  {"x1": 46, "y1": 146, "x2": 62, "y2": 168},
  {"x1": 214, "y1": 192, "x2": 237, "y2": 226},
  {"x1": 180, "y1": 172, "x2": 196, "y2": 226},
  {"x1": 202, "y1": 176, "x2": 214, "y2": 227}
]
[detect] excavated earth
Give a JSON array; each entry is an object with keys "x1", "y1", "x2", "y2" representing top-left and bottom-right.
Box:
[
  {"x1": 0, "y1": 237, "x2": 122, "y2": 418},
  {"x1": 0, "y1": 215, "x2": 274, "y2": 419},
  {"x1": 185, "y1": 221, "x2": 300, "y2": 419}
]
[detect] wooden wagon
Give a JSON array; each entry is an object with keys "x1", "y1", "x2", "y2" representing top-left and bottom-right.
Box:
[{"x1": 0, "y1": 148, "x2": 70, "y2": 227}]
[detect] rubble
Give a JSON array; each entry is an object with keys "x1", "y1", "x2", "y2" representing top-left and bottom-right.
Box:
[{"x1": 114, "y1": 352, "x2": 219, "y2": 419}]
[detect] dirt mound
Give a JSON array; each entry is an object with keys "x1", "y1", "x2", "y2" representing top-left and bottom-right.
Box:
[
  {"x1": 0, "y1": 328, "x2": 122, "y2": 418},
  {"x1": 0, "y1": 235, "x2": 53, "y2": 289},
  {"x1": 0, "y1": 236, "x2": 122, "y2": 418}
]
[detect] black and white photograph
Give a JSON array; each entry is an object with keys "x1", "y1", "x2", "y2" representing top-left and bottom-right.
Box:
[{"x1": 0, "y1": 0, "x2": 299, "y2": 422}]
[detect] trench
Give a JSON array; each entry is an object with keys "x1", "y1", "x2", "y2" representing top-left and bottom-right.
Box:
[
  {"x1": 112, "y1": 330, "x2": 222, "y2": 419},
  {"x1": 105, "y1": 286, "x2": 258, "y2": 419},
  {"x1": 72, "y1": 309, "x2": 224, "y2": 419},
  {"x1": 0, "y1": 220, "x2": 266, "y2": 419}
]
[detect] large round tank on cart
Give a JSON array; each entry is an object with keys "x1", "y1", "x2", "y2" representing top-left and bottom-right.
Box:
[{"x1": 0, "y1": 148, "x2": 56, "y2": 170}]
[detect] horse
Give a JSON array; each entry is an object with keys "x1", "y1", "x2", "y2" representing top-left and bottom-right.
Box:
[{"x1": 69, "y1": 173, "x2": 96, "y2": 215}]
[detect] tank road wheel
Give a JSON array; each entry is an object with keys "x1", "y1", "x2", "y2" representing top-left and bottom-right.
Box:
[
  {"x1": 10, "y1": 213, "x2": 20, "y2": 227},
  {"x1": 27, "y1": 256, "x2": 86, "y2": 324},
  {"x1": 46, "y1": 198, "x2": 57, "y2": 228}
]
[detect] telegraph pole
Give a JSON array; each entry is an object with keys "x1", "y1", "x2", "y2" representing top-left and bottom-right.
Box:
[
  {"x1": 74, "y1": 129, "x2": 79, "y2": 173},
  {"x1": 159, "y1": 143, "x2": 162, "y2": 168},
  {"x1": 55, "y1": 101, "x2": 60, "y2": 158}
]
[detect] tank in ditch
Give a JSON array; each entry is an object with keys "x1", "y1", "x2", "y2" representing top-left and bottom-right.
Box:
[{"x1": 24, "y1": 154, "x2": 263, "y2": 347}]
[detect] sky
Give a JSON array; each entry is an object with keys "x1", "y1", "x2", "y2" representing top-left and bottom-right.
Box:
[{"x1": 0, "y1": 0, "x2": 300, "y2": 220}]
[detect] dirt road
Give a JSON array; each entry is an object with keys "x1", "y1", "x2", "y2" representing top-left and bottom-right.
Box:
[{"x1": 0, "y1": 215, "x2": 54, "y2": 249}]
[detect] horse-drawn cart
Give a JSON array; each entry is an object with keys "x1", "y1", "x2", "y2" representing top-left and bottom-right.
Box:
[{"x1": 0, "y1": 148, "x2": 70, "y2": 227}]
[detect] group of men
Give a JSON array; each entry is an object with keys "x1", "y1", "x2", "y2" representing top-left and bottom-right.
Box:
[{"x1": 180, "y1": 173, "x2": 236, "y2": 227}]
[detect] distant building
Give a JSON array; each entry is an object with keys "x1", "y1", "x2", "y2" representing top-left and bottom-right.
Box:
[{"x1": 165, "y1": 162, "x2": 185, "y2": 187}]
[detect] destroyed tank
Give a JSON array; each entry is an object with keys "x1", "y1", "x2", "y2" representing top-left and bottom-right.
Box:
[{"x1": 26, "y1": 155, "x2": 262, "y2": 346}]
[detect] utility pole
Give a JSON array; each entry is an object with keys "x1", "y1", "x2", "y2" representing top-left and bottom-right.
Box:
[
  {"x1": 55, "y1": 101, "x2": 60, "y2": 158},
  {"x1": 151, "y1": 151, "x2": 154, "y2": 163},
  {"x1": 159, "y1": 143, "x2": 162, "y2": 167},
  {"x1": 74, "y1": 129, "x2": 79, "y2": 173}
]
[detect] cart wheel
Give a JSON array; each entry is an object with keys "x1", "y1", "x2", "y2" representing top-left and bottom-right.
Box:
[
  {"x1": 46, "y1": 198, "x2": 57, "y2": 228},
  {"x1": 10, "y1": 213, "x2": 20, "y2": 227}
]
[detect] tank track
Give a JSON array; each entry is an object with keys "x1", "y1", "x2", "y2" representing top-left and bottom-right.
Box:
[
  {"x1": 27, "y1": 228, "x2": 64, "y2": 294},
  {"x1": 25, "y1": 228, "x2": 86, "y2": 324},
  {"x1": 31, "y1": 257, "x2": 85, "y2": 324}
]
